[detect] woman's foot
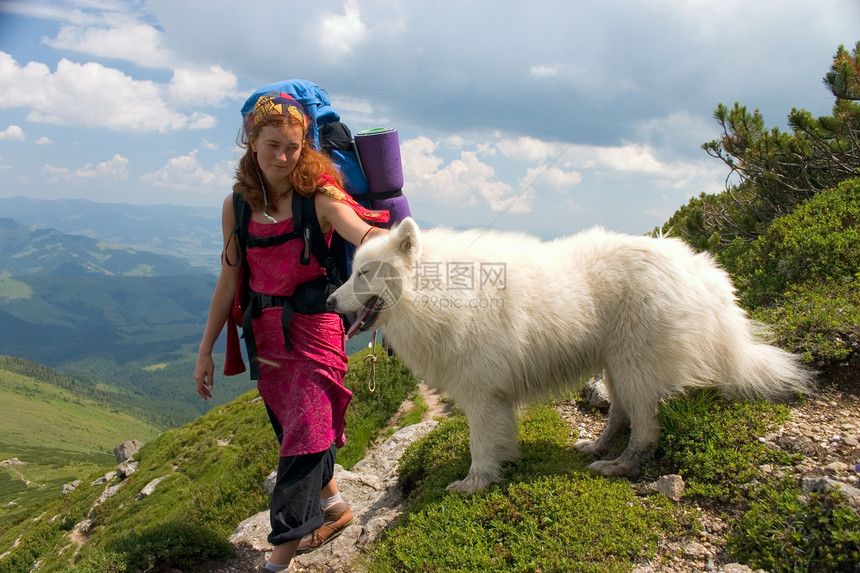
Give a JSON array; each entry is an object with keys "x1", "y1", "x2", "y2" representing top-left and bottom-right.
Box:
[{"x1": 296, "y1": 502, "x2": 354, "y2": 554}]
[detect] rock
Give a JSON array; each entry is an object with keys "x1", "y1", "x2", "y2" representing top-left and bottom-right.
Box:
[
  {"x1": 96, "y1": 483, "x2": 123, "y2": 506},
  {"x1": 73, "y1": 518, "x2": 96, "y2": 537},
  {"x1": 114, "y1": 440, "x2": 143, "y2": 464},
  {"x1": 824, "y1": 461, "x2": 851, "y2": 473},
  {"x1": 582, "y1": 377, "x2": 611, "y2": 410},
  {"x1": 650, "y1": 474, "x2": 685, "y2": 501},
  {"x1": 117, "y1": 460, "x2": 138, "y2": 479},
  {"x1": 137, "y1": 476, "x2": 166, "y2": 500},
  {"x1": 0, "y1": 457, "x2": 26, "y2": 468},
  {"x1": 61, "y1": 480, "x2": 81, "y2": 495},
  {"x1": 800, "y1": 476, "x2": 860, "y2": 508},
  {"x1": 682, "y1": 540, "x2": 712, "y2": 560},
  {"x1": 263, "y1": 470, "x2": 277, "y2": 497},
  {"x1": 719, "y1": 564, "x2": 767, "y2": 573}
]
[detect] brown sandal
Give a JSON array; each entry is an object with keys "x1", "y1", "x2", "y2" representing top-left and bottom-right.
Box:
[{"x1": 296, "y1": 502, "x2": 354, "y2": 554}]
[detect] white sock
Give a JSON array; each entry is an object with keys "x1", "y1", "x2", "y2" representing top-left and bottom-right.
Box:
[
  {"x1": 264, "y1": 561, "x2": 289, "y2": 572},
  {"x1": 321, "y1": 492, "x2": 343, "y2": 509}
]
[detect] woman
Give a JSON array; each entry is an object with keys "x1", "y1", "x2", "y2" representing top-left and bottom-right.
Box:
[{"x1": 194, "y1": 91, "x2": 387, "y2": 572}]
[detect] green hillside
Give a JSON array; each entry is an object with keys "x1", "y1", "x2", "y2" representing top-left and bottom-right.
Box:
[
  {"x1": 0, "y1": 217, "x2": 210, "y2": 277},
  {"x1": 0, "y1": 359, "x2": 163, "y2": 553},
  {"x1": 0, "y1": 367, "x2": 160, "y2": 459},
  {"x1": 0, "y1": 273, "x2": 217, "y2": 367},
  {"x1": 0, "y1": 346, "x2": 421, "y2": 572}
]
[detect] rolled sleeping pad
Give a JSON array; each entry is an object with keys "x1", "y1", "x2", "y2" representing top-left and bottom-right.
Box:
[
  {"x1": 354, "y1": 127, "x2": 411, "y2": 229},
  {"x1": 355, "y1": 127, "x2": 403, "y2": 193}
]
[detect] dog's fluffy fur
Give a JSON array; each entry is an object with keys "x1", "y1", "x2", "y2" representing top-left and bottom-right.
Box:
[{"x1": 328, "y1": 218, "x2": 812, "y2": 494}]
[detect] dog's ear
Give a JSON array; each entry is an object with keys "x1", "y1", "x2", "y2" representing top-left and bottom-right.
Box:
[{"x1": 394, "y1": 217, "x2": 421, "y2": 263}]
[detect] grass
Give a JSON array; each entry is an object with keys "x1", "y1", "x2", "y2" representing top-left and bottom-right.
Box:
[
  {"x1": 2, "y1": 351, "x2": 858, "y2": 572},
  {"x1": 368, "y1": 390, "x2": 859, "y2": 573},
  {"x1": 370, "y1": 405, "x2": 684, "y2": 573}
]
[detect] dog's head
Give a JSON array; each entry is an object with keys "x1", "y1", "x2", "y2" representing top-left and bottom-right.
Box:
[{"x1": 328, "y1": 217, "x2": 421, "y2": 337}]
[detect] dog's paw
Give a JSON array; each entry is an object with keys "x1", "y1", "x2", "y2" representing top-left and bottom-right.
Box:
[
  {"x1": 445, "y1": 479, "x2": 482, "y2": 494},
  {"x1": 588, "y1": 459, "x2": 637, "y2": 477},
  {"x1": 573, "y1": 439, "x2": 603, "y2": 457},
  {"x1": 445, "y1": 471, "x2": 499, "y2": 494}
]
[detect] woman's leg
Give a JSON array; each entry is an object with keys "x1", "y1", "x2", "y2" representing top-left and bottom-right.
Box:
[{"x1": 266, "y1": 539, "x2": 300, "y2": 569}]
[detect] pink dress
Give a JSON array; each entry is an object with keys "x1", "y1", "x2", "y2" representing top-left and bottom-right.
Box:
[{"x1": 246, "y1": 217, "x2": 352, "y2": 457}]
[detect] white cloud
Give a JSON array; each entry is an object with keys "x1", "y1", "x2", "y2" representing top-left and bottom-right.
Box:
[
  {"x1": 0, "y1": 52, "x2": 216, "y2": 132},
  {"x1": 168, "y1": 66, "x2": 239, "y2": 106},
  {"x1": 45, "y1": 20, "x2": 173, "y2": 68},
  {"x1": 141, "y1": 149, "x2": 234, "y2": 191},
  {"x1": 528, "y1": 62, "x2": 640, "y2": 97},
  {"x1": 2, "y1": 0, "x2": 137, "y2": 25},
  {"x1": 42, "y1": 153, "x2": 129, "y2": 181},
  {"x1": 495, "y1": 136, "x2": 562, "y2": 163},
  {"x1": 36, "y1": 136, "x2": 53, "y2": 145},
  {"x1": 520, "y1": 165, "x2": 583, "y2": 192},
  {"x1": 0, "y1": 125, "x2": 25, "y2": 141},
  {"x1": 529, "y1": 65, "x2": 559, "y2": 78},
  {"x1": 315, "y1": 0, "x2": 368, "y2": 60},
  {"x1": 401, "y1": 136, "x2": 527, "y2": 212}
]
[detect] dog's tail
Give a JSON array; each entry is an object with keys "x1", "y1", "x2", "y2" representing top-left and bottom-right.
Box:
[{"x1": 718, "y1": 320, "x2": 815, "y2": 401}]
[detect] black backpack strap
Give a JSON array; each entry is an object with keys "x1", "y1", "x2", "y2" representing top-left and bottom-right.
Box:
[
  {"x1": 225, "y1": 192, "x2": 249, "y2": 267},
  {"x1": 292, "y1": 190, "x2": 344, "y2": 286}
]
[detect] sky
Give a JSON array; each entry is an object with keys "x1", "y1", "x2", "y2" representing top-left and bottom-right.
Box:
[{"x1": 0, "y1": 0, "x2": 856, "y2": 240}]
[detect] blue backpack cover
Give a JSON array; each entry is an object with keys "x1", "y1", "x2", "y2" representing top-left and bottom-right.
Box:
[{"x1": 241, "y1": 79, "x2": 371, "y2": 202}]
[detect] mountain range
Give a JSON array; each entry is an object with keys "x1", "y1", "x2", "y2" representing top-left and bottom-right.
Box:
[{"x1": 0, "y1": 196, "x2": 222, "y2": 274}]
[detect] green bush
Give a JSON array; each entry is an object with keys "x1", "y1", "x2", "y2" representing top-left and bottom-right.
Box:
[
  {"x1": 650, "y1": 389, "x2": 796, "y2": 504},
  {"x1": 67, "y1": 550, "x2": 128, "y2": 573},
  {"x1": 728, "y1": 487, "x2": 860, "y2": 572},
  {"x1": 727, "y1": 178, "x2": 860, "y2": 308},
  {"x1": 108, "y1": 521, "x2": 232, "y2": 570},
  {"x1": 752, "y1": 277, "x2": 860, "y2": 363}
]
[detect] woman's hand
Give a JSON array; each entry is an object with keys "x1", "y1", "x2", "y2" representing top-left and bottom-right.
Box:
[{"x1": 194, "y1": 353, "x2": 215, "y2": 400}]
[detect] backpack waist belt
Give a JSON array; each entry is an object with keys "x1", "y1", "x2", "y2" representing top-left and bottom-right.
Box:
[{"x1": 241, "y1": 276, "x2": 339, "y2": 380}]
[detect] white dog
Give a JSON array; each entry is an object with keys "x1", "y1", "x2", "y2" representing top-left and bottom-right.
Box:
[{"x1": 328, "y1": 218, "x2": 812, "y2": 494}]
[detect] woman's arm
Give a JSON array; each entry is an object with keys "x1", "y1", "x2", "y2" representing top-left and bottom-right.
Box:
[
  {"x1": 194, "y1": 193, "x2": 242, "y2": 399},
  {"x1": 314, "y1": 191, "x2": 388, "y2": 247}
]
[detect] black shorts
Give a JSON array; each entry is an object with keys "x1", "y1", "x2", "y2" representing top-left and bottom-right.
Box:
[{"x1": 265, "y1": 403, "x2": 336, "y2": 545}]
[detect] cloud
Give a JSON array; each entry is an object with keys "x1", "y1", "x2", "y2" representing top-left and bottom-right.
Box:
[
  {"x1": 0, "y1": 0, "x2": 140, "y2": 25},
  {"x1": 45, "y1": 20, "x2": 173, "y2": 68},
  {"x1": 140, "y1": 149, "x2": 234, "y2": 191},
  {"x1": 401, "y1": 136, "x2": 528, "y2": 213},
  {"x1": 0, "y1": 125, "x2": 25, "y2": 141},
  {"x1": 495, "y1": 136, "x2": 562, "y2": 163},
  {"x1": 0, "y1": 51, "x2": 217, "y2": 132},
  {"x1": 42, "y1": 153, "x2": 129, "y2": 181},
  {"x1": 36, "y1": 136, "x2": 53, "y2": 145},
  {"x1": 168, "y1": 66, "x2": 239, "y2": 106},
  {"x1": 520, "y1": 165, "x2": 583, "y2": 193},
  {"x1": 313, "y1": 0, "x2": 369, "y2": 61}
]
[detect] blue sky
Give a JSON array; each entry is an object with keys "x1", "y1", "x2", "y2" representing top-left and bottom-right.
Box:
[{"x1": 0, "y1": 0, "x2": 856, "y2": 239}]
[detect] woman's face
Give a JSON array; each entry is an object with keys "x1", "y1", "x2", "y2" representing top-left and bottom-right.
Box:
[{"x1": 251, "y1": 122, "x2": 304, "y2": 188}]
